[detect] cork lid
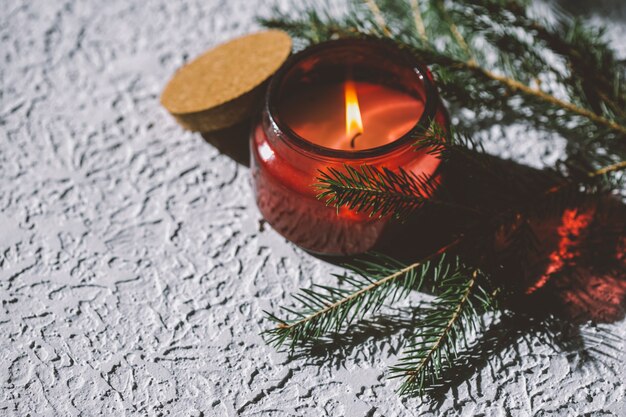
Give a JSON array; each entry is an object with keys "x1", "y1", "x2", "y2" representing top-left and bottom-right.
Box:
[{"x1": 161, "y1": 30, "x2": 292, "y2": 132}]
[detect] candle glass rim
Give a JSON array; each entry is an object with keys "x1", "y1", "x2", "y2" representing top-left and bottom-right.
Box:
[{"x1": 266, "y1": 38, "x2": 440, "y2": 160}]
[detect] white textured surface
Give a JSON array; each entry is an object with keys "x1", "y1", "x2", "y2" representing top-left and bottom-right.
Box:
[{"x1": 1, "y1": 1, "x2": 625, "y2": 416}]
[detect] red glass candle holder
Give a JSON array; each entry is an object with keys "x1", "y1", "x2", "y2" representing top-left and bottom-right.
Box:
[{"x1": 251, "y1": 39, "x2": 448, "y2": 255}]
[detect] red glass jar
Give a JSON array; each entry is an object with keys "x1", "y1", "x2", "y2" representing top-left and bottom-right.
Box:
[{"x1": 251, "y1": 39, "x2": 448, "y2": 255}]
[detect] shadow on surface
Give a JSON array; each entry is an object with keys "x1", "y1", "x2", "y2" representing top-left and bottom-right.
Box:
[
  {"x1": 286, "y1": 156, "x2": 625, "y2": 400},
  {"x1": 201, "y1": 119, "x2": 252, "y2": 167},
  {"x1": 285, "y1": 307, "x2": 423, "y2": 368}
]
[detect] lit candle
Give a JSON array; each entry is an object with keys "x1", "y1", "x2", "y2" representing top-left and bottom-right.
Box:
[
  {"x1": 251, "y1": 39, "x2": 448, "y2": 255},
  {"x1": 279, "y1": 80, "x2": 424, "y2": 151}
]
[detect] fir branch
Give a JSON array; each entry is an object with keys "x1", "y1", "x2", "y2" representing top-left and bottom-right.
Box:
[
  {"x1": 463, "y1": 61, "x2": 626, "y2": 136},
  {"x1": 403, "y1": 40, "x2": 626, "y2": 137},
  {"x1": 466, "y1": 0, "x2": 626, "y2": 110},
  {"x1": 316, "y1": 164, "x2": 440, "y2": 219},
  {"x1": 263, "y1": 248, "x2": 462, "y2": 348},
  {"x1": 443, "y1": 0, "x2": 626, "y2": 124},
  {"x1": 390, "y1": 269, "x2": 495, "y2": 396}
]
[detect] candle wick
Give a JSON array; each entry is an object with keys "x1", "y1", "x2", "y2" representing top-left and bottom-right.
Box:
[{"x1": 350, "y1": 132, "x2": 362, "y2": 149}]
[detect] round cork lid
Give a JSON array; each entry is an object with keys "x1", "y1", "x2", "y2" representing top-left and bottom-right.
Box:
[{"x1": 161, "y1": 30, "x2": 292, "y2": 132}]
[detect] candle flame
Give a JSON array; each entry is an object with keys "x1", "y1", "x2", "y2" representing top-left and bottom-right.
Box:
[{"x1": 345, "y1": 80, "x2": 363, "y2": 143}]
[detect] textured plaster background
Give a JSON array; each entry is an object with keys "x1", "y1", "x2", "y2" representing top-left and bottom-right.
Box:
[{"x1": 1, "y1": 0, "x2": 625, "y2": 416}]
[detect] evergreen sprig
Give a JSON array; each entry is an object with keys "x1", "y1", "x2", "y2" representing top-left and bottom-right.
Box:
[
  {"x1": 261, "y1": 0, "x2": 626, "y2": 172},
  {"x1": 316, "y1": 164, "x2": 440, "y2": 219},
  {"x1": 390, "y1": 269, "x2": 496, "y2": 396},
  {"x1": 263, "y1": 250, "x2": 458, "y2": 348}
]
